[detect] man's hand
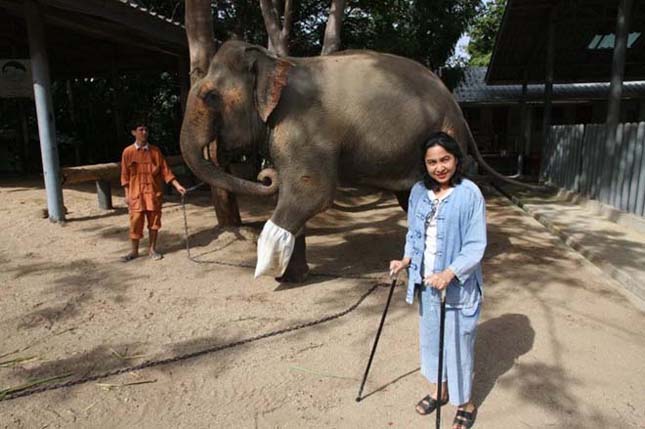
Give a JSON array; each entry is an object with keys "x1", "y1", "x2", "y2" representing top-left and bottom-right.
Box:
[
  {"x1": 173, "y1": 180, "x2": 187, "y2": 195},
  {"x1": 389, "y1": 257, "x2": 411, "y2": 276},
  {"x1": 423, "y1": 268, "x2": 456, "y2": 290}
]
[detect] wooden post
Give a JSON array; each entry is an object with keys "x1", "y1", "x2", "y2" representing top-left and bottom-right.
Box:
[
  {"x1": 110, "y1": 58, "x2": 124, "y2": 160},
  {"x1": 517, "y1": 70, "x2": 529, "y2": 175},
  {"x1": 520, "y1": 69, "x2": 534, "y2": 174},
  {"x1": 17, "y1": 99, "x2": 31, "y2": 173},
  {"x1": 25, "y1": 0, "x2": 65, "y2": 222},
  {"x1": 607, "y1": 0, "x2": 633, "y2": 132},
  {"x1": 540, "y1": 7, "x2": 556, "y2": 182},
  {"x1": 96, "y1": 180, "x2": 113, "y2": 210},
  {"x1": 604, "y1": 0, "x2": 633, "y2": 203},
  {"x1": 65, "y1": 80, "x2": 81, "y2": 165}
]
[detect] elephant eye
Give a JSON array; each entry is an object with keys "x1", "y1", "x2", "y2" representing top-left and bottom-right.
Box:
[{"x1": 202, "y1": 91, "x2": 221, "y2": 109}]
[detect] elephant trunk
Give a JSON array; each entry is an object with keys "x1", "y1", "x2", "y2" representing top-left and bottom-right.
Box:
[{"x1": 180, "y1": 85, "x2": 278, "y2": 196}]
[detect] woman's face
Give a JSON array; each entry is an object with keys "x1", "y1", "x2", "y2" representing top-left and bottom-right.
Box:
[{"x1": 425, "y1": 144, "x2": 457, "y2": 186}]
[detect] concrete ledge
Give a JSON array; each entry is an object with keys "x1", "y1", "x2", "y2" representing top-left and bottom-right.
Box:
[
  {"x1": 490, "y1": 183, "x2": 645, "y2": 304},
  {"x1": 553, "y1": 188, "x2": 645, "y2": 236}
]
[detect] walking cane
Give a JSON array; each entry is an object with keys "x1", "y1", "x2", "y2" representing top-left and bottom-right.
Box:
[
  {"x1": 435, "y1": 288, "x2": 447, "y2": 429},
  {"x1": 355, "y1": 272, "x2": 398, "y2": 402}
]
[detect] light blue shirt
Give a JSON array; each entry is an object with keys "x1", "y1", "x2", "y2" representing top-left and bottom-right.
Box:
[{"x1": 403, "y1": 178, "x2": 487, "y2": 307}]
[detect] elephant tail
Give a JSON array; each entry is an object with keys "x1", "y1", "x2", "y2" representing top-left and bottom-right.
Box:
[{"x1": 461, "y1": 119, "x2": 544, "y2": 190}]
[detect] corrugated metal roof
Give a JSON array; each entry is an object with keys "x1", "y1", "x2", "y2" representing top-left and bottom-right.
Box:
[
  {"x1": 119, "y1": 0, "x2": 183, "y2": 27},
  {"x1": 454, "y1": 67, "x2": 645, "y2": 104},
  {"x1": 486, "y1": 0, "x2": 645, "y2": 83}
]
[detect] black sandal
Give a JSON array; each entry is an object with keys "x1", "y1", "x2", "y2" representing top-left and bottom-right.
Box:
[
  {"x1": 120, "y1": 253, "x2": 138, "y2": 262},
  {"x1": 415, "y1": 394, "x2": 449, "y2": 415},
  {"x1": 452, "y1": 407, "x2": 477, "y2": 429}
]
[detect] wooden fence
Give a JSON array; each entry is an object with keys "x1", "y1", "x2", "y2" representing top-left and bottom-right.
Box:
[{"x1": 541, "y1": 122, "x2": 645, "y2": 217}]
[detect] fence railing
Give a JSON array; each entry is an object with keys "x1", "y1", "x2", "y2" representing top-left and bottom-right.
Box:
[{"x1": 541, "y1": 122, "x2": 645, "y2": 217}]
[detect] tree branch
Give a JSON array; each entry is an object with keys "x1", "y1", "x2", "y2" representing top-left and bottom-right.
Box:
[
  {"x1": 281, "y1": 0, "x2": 293, "y2": 41},
  {"x1": 321, "y1": 0, "x2": 346, "y2": 55},
  {"x1": 259, "y1": 0, "x2": 289, "y2": 56}
]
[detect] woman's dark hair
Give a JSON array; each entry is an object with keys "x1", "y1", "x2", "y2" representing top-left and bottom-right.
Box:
[{"x1": 421, "y1": 131, "x2": 464, "y2": 191}]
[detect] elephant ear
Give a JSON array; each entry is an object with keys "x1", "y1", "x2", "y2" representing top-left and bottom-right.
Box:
[{"x1": 245, "y1": 47, "x2": 293, "y2": 123}]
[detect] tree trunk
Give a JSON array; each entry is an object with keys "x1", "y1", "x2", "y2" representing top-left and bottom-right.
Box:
[
  {"x1": 321, "y1": 0, "x2": 346, "y2": 55},
  {"x1": 185, "y1": 0, "x2": 216, "y2": 83},
  {"x1": 210, "y1": 174, "x2": 242, "y2": 226},
  {"x1": 260, "y1": 0, "x2": 289, "y2": 56},
  {"x1": 185, "y1": 0, "x2": 241, "y2": 227}
]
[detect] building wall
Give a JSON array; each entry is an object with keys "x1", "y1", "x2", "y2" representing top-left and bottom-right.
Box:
[{"x1": 462, "y1": 99, "x2": 644, "y2": 177}]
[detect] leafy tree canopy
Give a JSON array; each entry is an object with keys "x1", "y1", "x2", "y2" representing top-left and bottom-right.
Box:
[
  {"x1": 139, "y1": 0, "x2": 481, "y2": 68},
  {"x1": 467, "y1": 0, "x2": 505, "y2": 67}
]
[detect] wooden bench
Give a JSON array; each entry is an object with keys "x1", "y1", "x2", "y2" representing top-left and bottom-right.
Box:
[{"x1": 61, "y1": 155, "x2": 184, "y2": 209}]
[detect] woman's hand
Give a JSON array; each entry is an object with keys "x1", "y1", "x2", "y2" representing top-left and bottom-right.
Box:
[
  {"x1": 389, "y1": 257, "x2": 411, "y2": 276},
  {"x1": 424, "y1": 269, "x2": 456, "y2": 290}
]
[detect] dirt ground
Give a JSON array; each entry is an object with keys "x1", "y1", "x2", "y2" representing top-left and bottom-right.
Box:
[{"x1": 1, "y1": 178, "x2": 644, "y2": 429}]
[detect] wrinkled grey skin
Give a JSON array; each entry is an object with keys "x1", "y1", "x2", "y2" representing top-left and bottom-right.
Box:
[{"x1": 180, "y1": 40, "x2": 485, "y2": 281}]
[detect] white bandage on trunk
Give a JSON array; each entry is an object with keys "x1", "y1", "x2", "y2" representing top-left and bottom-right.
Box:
[{"x1": 254, "y1": 220, "x2": 295, "y2": 278}]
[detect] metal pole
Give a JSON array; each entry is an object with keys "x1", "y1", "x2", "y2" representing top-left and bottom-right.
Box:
[
  {"x1": 435, "y1": 289, "x2": 447, "y2": 429},
  {"x1": 24, "y1": 0, "x2": 65, "y2": 222},
  {"x1": 540, "y1": 7, "x2": 556, "y2": 182},
  {"x1": 356, "y1": 276, "x2": 397, "y2": 402}
]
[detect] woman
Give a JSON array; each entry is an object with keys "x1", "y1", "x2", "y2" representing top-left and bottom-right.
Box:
[{"x1": 390, "y1": 132, "x2": 486, "y2": 429}]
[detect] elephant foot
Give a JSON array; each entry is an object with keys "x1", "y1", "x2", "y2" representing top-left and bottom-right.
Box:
[
  {"x1": 275, "y1": 264, "x2": 310, "y2": 283},
  {"x1": 275, "y1": 233, "x2": 308, "y2": 283},
  {"x1": 255, "y1": 220, "x2": 295, "y2": 278}
]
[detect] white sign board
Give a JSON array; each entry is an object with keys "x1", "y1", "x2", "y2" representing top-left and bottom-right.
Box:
[{"x1": 0, "y1": 59, "x2": 34, "y2": 98}]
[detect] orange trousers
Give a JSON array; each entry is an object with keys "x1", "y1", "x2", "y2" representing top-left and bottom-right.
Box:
[{"x1": 129, "y1": 210, "x2": 162, "y2": 239}]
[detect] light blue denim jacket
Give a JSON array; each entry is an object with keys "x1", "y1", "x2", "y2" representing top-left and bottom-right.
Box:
[{"x1": 403, "y1": 178, "x2": 486, "y2": 308}]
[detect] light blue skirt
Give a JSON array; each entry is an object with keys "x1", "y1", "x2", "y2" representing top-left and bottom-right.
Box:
[{"x1": 418, "y1": 285, "x2": 481, "y2": 406}]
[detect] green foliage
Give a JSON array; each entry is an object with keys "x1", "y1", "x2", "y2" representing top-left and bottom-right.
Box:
[
  {"x1": 467, "y1": 0, "x2": 505, "y2": 66},
  {"x1": 292, "y1": 0, "x2": 482, "y2": 68},
  {"x1": 142, "y1": 0, "x2": 481, "y2": 67},
  {"x1": 49, "y1": 71, "x2": 182, "y2": 167}
]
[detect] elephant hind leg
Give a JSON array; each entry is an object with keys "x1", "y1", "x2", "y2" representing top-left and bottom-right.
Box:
[{"x1": 394, "y1": 190, "x2": 410, "y2": 212}]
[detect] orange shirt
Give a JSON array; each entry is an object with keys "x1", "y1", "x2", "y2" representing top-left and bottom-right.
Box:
[{"x1": 120, "y1": 143, "x2": 176, "y2": 212}]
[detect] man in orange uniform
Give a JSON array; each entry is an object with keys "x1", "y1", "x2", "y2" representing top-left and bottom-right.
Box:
[{"x1": 120, "y1": 121, "x2": 186, "y2": 261}]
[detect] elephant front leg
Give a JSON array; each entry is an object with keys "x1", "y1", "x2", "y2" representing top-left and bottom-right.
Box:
[
  {"x1": 254, "y1": 221, "x2": 309, "y2": 282},
  {"x1": 254, "y1": 219, "x2": 298, "y2": 279},
  {"x1": 276, "y1": 232, "x2": 308, "y2": 282},
  {"x1": 254, "y1": 170, "x2": 335, "y2": 282}
]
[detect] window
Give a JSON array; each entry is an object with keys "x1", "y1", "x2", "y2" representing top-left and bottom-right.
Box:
[{"x1": 587, "y1": 32, "x2": 641, "y2": 50}]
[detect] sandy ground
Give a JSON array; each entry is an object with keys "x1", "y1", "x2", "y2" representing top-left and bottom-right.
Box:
[{"x1": 1, "y1": 178, "x2": 644, "y2": 429}]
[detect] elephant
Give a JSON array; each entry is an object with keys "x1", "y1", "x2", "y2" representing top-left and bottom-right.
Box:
[{"x1": 180, "y1": 40, "x2": 511, "y2": 282}]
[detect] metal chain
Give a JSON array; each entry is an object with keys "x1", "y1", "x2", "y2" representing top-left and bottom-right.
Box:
[
  {"x1": 1, "y1": 281, "x2": 381, "y2": 402},
  {"x1": 1, "y1": 186, "x2": 389, "y2": 401}
]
